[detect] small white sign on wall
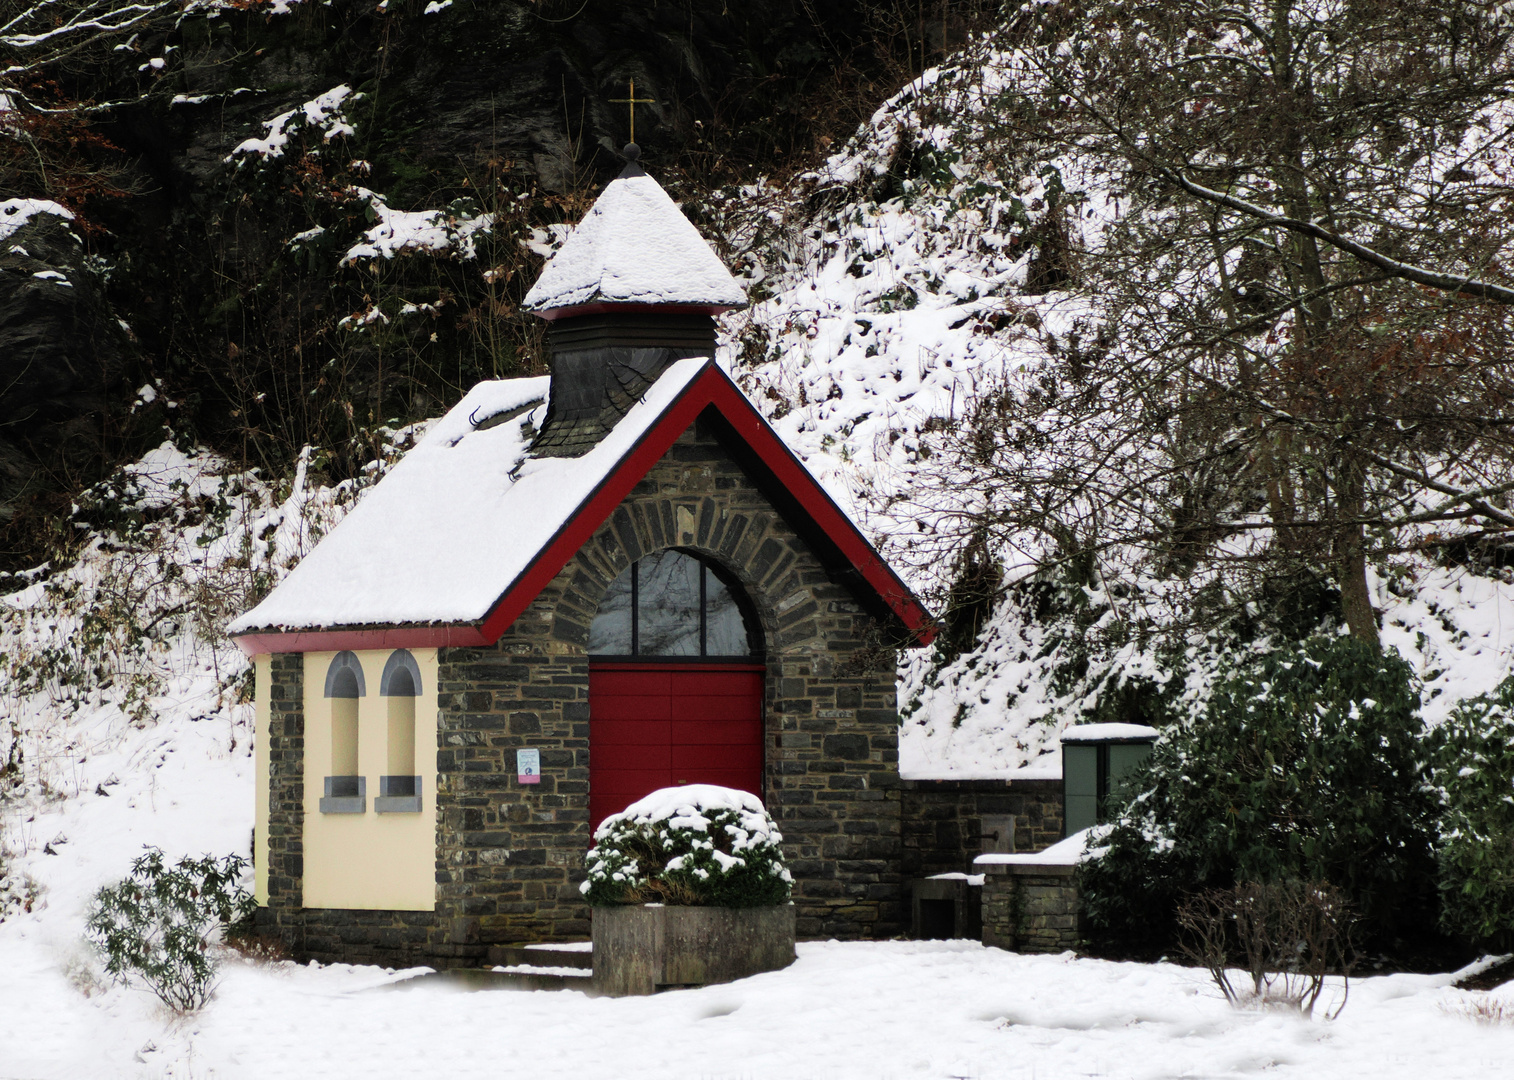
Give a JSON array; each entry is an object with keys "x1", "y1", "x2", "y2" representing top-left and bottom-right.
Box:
[{"x1": 516, "y1": 748, "x2": 541, "y2": 784}]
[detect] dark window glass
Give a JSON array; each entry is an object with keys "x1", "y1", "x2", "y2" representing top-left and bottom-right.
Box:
[
  {"x1": 588, "y1": 550, "x2": 755, "y2": 657},
  {"x1": 587, "y1": 569, "x2": 634, "y2": 654},
  {"x1": 636, "y1": 550, "x2": 702, "y2": 656},
  {"x1": 704, "y1": 573, "x2": 747, "y2": 656}
]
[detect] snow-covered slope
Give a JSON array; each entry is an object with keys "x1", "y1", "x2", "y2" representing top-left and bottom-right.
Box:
[
  {"x1": 0, "y1": 428, "x2": 418, "y2": 933},
  {"x1": 710, "y1": 51, "x2": 1514, "y2": 778}
]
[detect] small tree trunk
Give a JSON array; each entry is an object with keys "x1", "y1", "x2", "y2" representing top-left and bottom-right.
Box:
[
  {"x1": 1334, "y1": 453, "x2": 1379, "y2": 648},
  {"x1": 1337, "y1": 526, "x2": 1379, "y2": 648}
]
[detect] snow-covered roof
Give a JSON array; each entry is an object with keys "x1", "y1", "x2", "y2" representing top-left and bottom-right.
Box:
[
  {"x1": 1058, "y1": 723, "x2": 1159, "y2": 743},
  {"x1": 230, "y1": 362, "x2": 703, "y2": 635},
  {"x1": 230, "y1": 358, "x2": 935, "y2": 649},
  {"x1": 522, "y1": 165, "x2": 747, "y2": 315}
]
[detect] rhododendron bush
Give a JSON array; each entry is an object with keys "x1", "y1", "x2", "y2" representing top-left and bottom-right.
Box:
[{"x1": 581, "y1": 785, "x2": 792, "y2": 908}]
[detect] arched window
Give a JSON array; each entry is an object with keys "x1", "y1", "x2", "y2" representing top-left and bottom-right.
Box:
[
  {"x1": 589, "y1": 549, "x2": 758, "y2": 657},
  {"x1": 378, "y1": 650, "x2": 422, "y2": 812},
  {"x1": 320, "y1": 651, "x2": 366, "y2": 813}
]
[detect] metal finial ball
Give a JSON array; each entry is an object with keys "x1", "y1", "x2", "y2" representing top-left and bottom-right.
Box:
[{"x1": 623, "y1": 142, "x2": 641, "y2": 162}]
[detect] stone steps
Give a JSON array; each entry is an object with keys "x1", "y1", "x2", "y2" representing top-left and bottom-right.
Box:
[
  {"x1": 488, "y1": 943, "x2": 594, "y2": 970},
  {"x1": 383, "y1": 965, "x2": 595, "y2": 993}
]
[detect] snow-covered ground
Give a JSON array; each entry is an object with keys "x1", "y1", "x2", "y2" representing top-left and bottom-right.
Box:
[{"x1": 1, "y1": 937, "x2": 1510, "y2": 1079}]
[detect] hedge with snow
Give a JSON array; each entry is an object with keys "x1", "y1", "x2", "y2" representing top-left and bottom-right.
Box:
[{"x1": 581, "y1": 785, "x2": 792, "y2": 907}]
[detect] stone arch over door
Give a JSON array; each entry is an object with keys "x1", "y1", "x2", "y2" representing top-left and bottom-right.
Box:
[
  {"x1": 432, "y1": 420, "x2": 906, "y2": 944},
  {"x1": 586, "y1": 547, "x2": 766, "y2": 829}
]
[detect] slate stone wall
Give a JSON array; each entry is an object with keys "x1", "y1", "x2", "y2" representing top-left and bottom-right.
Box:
[
  {"x1": 432, "y1": 416, "x2": 906, "y2": 947},
  {"x1": 255, "y1": 652, "x2": 307, "y2": 951},
  {"x1": 256, "y1": 415, "x2": 911, "y2": 961},
  {"x1": 298, "y1": 909, "x2": 439, "y2": 966},
  {"x1": 980, "y1": 866, "x2": 1080, "y2": 953},
  {"x1": 900, "y1": 778, "x2": 1064, "y2": 880}
]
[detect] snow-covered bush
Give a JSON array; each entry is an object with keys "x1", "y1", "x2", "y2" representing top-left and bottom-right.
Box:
[
  {"x1": 581, "y1": 785, "x2": 792, "y2": 908},
  {"x1": 85, "y1": 848, "x2": 255, "y2": 1013},
  {"x1": 1079, "y1": 636, "x2": 1437, "y2": 950},
  {"x1": 1428, "y1": 676, "x2": 1514, "y2": 945}
]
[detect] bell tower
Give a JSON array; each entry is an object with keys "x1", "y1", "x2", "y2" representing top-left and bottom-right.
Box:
[{"x1": 521, "y1": 144, "x2": 747, "y2": 457}]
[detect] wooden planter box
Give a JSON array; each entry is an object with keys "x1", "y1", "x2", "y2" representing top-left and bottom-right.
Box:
[{"x1": 591, "y1": 903, "x2": 796, "y2": 996}]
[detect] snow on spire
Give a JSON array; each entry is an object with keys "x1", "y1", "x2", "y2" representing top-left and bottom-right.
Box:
[{"x1": 523, "y1": 160, "x2": 747, "y2": 316}]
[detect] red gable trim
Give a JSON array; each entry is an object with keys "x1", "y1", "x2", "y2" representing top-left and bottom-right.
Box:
[
  {"x1": 233, "y1": 624, "x2": 487, "y2": 657},
  {"x1": 235, "y1": 361, "x2": 935, "y2": 656},
  {"x1": 473, "y1": 361, "x2": 934, "y2": 647},
  {"x1": 698, "y1": 369, "x2": 937, "y2": 643}
]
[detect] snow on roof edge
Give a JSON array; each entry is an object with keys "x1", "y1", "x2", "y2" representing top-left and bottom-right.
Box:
[
  {"x1": 974, "y1": 828, "x2": 1095, "y2": 867},
  {"x1": 1059, "y1": 723, "x2": 1159, "y2": 743},
  {"x1": 229, "y1": 361, "x2": 711, "y2": 635}
]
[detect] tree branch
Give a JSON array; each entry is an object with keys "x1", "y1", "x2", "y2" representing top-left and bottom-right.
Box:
[{"x1": 1153, "y1": 167, "x2": 1514, "y2": 305}]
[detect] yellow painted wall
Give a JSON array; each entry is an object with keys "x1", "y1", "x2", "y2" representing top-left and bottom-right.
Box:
[
  {"x1": 254, "y1": 654, "x2": 270, "y2": 906},
  {"x1": 301, "y1": 649, "x2": 438, "y2": 911}
]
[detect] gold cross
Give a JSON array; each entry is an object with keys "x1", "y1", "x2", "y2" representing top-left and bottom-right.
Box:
[{"x1": 609, "y1": 78, "x2": 655, "y2": 144}]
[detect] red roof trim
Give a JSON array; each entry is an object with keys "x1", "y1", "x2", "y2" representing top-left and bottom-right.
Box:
[
  {"x1": 698, "y1": 369, "x2": 937, "y2": 643},
  {"x1": 234, "y1": 624, "x2": 487, "y2": 657},
  {"x1": 235, "y1": 361, "x2": 935, "y2": 656},
  {"x1": 472, "y1": 365, "x2": 721, "y2": 643},
  {"x1": 533, "y1": 301, "x2": 740, "y2": 322}
]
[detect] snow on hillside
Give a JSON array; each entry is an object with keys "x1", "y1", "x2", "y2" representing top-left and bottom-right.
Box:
[
  {"x1": 0, "y1": 429, "x2": 418, "y2": 932},
  {"x1": 713, "y1": 48, "x2": 1514, "y2": 778}
]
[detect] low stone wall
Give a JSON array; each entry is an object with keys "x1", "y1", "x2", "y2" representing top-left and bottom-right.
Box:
[
  {"x1": 980, "y1": 864, "x2": 1079, "y2": 953},
  {"x1": 899, "y1": 779, "x2": 1064, "y2": 881}
]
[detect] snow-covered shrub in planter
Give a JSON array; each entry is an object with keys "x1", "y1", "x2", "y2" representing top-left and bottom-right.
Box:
[{"x1": 582, "y1": 785, "x2": 792, "y2": 907}]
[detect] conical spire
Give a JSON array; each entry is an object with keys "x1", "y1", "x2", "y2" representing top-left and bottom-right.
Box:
[{"x1": 523, "y1": 154, "x2": 747, "y2": 318}]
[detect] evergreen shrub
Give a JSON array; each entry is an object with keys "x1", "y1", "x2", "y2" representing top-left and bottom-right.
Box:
[
  {"x1": 581, "y1": 785, "x2": 792, "y2": 908},
  {"x1": 85, "y1": 848, "x2": 255, "y2": 1013},
  {"x1": 1427, "y1": 675, "x2": 1514, "y2": 944},
  {"x1": 1079, "y1": 636, "x2": 1437, "y2": 949}
]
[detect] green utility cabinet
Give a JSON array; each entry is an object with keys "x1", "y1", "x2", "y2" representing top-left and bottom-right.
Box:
[{"x1": 1061, "y1": 724, "x2": 1159, "y2": 835}]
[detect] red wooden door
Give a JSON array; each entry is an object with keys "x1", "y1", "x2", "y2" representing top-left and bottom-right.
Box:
[{"x1": 589, "y1": 661, "x2": 765, "y2": 831}]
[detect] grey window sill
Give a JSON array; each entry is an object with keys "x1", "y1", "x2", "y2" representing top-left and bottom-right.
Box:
[
  {"x1": 375, "y1": 796, "x2": 423, "y2": 813},
  {"x1": 319, "y1": 796, "x2": 367, "y2": 814},
  {"x1": 376, "y1": 775, "x2": 423, "y2": 814},
  {"x1": 320, "y1": 775, "x2": 366, "y2": 814}
]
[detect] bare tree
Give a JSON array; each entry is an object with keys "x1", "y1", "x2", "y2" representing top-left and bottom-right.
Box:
[
  {"x1": 911, "y1": 0, "x2": 1514, "y2": 646},
  {"x1": 1, "y1": 1, "x2": 182, "y2": 78}
]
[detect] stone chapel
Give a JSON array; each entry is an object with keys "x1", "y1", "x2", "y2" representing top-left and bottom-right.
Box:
[{"x1": 231, "y1": 147, "x2": 943, "y2": 966}]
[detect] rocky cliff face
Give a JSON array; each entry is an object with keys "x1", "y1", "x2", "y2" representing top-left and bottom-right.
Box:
[
  {"x1": 1, "y1": 0, "x2": 925, "y2": 569},
  {"x1": 0, "y1": 209, "x2": 128, "y2": 535}
]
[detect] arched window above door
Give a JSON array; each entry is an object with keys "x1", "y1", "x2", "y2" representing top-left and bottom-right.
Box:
[{"x1": 589, "y1": 549, "x2": 758, "y2": 657}]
